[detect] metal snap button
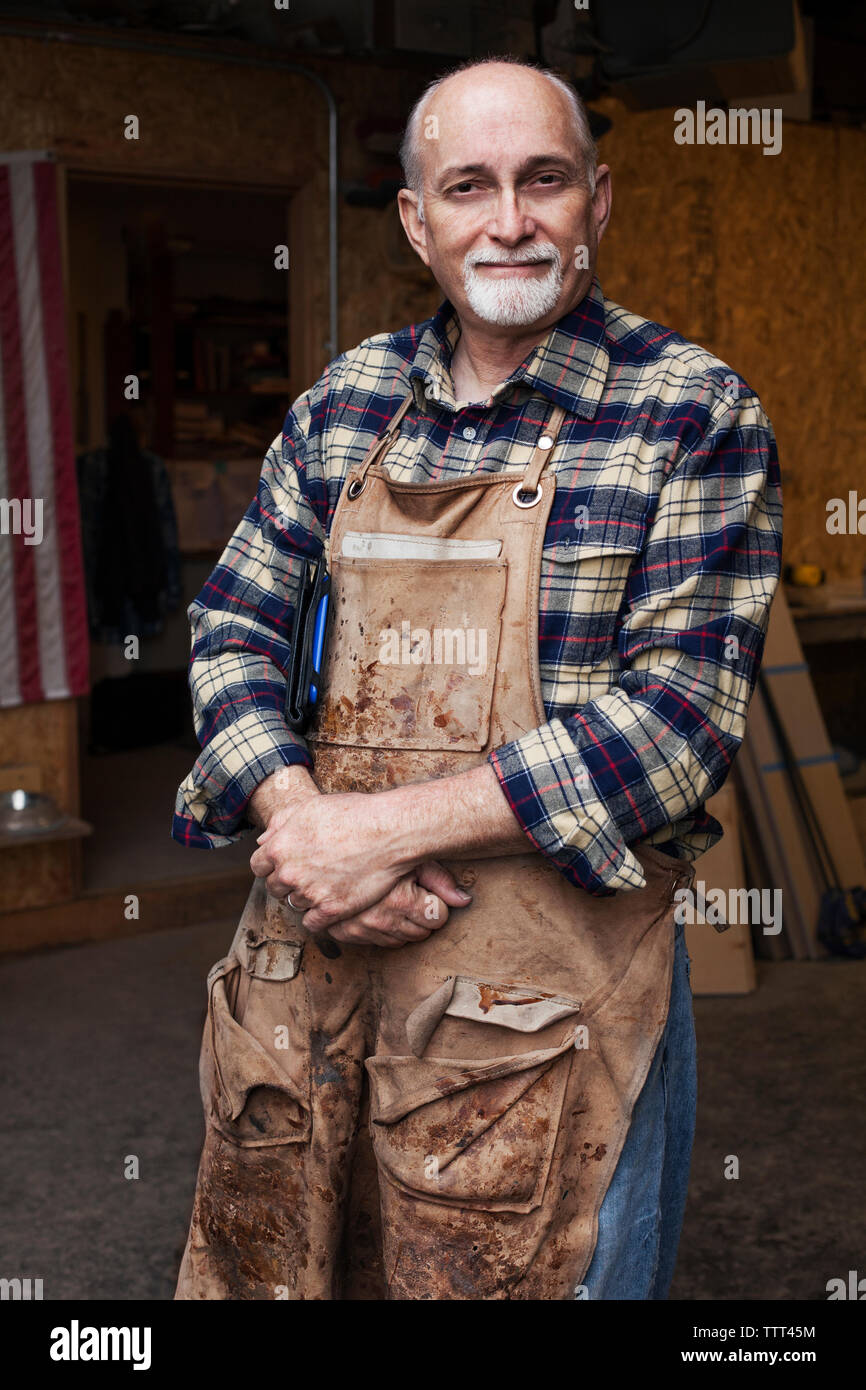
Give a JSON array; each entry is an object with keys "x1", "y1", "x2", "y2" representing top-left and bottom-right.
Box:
[{"x1": 537, "y1": 434, "x2": 554, "y2": 450}]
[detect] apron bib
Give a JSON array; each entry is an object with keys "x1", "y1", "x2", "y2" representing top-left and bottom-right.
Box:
[{"x1": 176, "y1": 395, "x2": 694, "y2": 1300}]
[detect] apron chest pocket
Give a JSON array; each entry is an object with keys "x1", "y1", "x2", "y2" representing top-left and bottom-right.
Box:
[
  {"x1": 200, "y1": 948, "x2": 312, "y2": 1149},
  {"x1": 366, "y1": 974, "x2": 582, "y2": 1214},
  {"x1": 312, "y1": 555, "x2": 507, "y2": 752}
]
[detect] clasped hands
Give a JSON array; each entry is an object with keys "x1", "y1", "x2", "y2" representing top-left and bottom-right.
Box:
[{"x1": 248, "y1": 779, "x2": 472, "y2": 949}]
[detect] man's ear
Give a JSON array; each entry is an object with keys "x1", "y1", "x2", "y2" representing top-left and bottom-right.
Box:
[
  {"x1": 592, "y1": 165, "x2": 613, "y2": 246},
  {"x1": 397, "y1": 189, "x2": 430, "y2": 267}
]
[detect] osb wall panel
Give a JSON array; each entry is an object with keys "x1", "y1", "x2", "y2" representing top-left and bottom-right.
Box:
[
  {"x1": 0, "y1": 35, "x2": 333, "y2": 379},
  {"x1": 0, "y1": 700, "x2": 78, "y2": 912},
  {"x1": 594, "y1": 96, "x2": 866, "y2": 580},
  {"x1": 0, "y1": 36, "x2": 861, "y2": 581},
  {"x1": 1, "y1": 700, "x2": 77, "y2": 812},
  {"x1": 313, "y1": 61, "x2": 441, "y2": 351},
  {"x1": 0, "y1": 37, "x2": 323, "y2": 183},
  {"x1": 343, "y1": 94, "x2": 866, "y2": 580},
  {"x1": 0, "y1": 34, "x2": 444, "y2": 388},
  {"x1": 0, "y1": 842, "x2": 76, "y2": 914},
  {"x1": 340, "y1": 202, "x2": 440, "y2": 348}
]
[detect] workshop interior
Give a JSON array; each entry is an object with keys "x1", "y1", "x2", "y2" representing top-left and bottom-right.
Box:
[{"x1": 0, "y1": 0, "x2": 864, "y2": 1306}]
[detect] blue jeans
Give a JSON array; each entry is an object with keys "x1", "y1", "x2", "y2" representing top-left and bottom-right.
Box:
[{"x1": 582, "y1": 919, "x2": 697, "y2": 1299}]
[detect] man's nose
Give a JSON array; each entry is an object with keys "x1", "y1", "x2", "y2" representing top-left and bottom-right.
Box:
[{"x1": 485, "y1": 189, "x2": 536, "y2": 245}]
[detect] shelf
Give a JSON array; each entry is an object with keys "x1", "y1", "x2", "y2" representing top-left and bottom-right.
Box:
[
  {"x1": 787, "y1": 582, "x2": 866, "y2": 645},
  {"x1": 0, "y1": 816, "x2": 93, "y2": 851}
]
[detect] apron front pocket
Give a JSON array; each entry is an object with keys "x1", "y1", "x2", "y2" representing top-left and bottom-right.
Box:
[
  {"x1": 311, "y1": 555, "x2": 507, "y2": 752},
  {"x1": 366, "y1": 974, "x2": 582, "y2": 1214},
  {"x1": 201, "y1": 949, "x2": 312, "y2": 1148}
]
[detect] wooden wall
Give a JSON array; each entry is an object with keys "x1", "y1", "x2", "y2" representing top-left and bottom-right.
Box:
[
  {"x1": 316, "y1": 92, "x2": 866, "y2": 582},
  {"x1": 593, "y1": 95, "x2": 866, "y2": 582},
  {"x1": 350, "y1": 99, "x2": 865, "y2": 582},
  {"x1": 1, "y1": 35, "x2": 862, "y2": 577},
  {"x1": 0, "y1": 701, "x2": 80, "y2": 913}
]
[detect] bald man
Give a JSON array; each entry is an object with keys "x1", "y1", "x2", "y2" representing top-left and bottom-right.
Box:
[{"x1": 174, "y1": 56, "x2": 782, "y2": 1301}]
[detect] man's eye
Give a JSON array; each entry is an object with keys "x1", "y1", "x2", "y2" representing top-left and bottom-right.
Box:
[
  {"x1": 453, "y1": 182, "x2": 477, "y2": 194},
  {"x1": 534, "y1": 174, "x2": 562, "y2": 186}
]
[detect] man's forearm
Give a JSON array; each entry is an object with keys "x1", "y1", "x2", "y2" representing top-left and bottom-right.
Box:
[
  {"x1": 375, "y1": 762, "x2": 530, "y2": 869},
  {"x1": 248, "y1": 759, "x2": 524, "y2": 862}
]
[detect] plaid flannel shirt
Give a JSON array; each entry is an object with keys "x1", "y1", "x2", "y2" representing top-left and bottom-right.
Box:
[{"x1": 172, "y1": 276, "x2": 782, "y2": 895}]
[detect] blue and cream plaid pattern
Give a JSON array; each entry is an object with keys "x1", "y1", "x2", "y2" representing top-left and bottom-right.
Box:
[{"x1": 173, "y1": 276, "x2": 782, "y2": 895}]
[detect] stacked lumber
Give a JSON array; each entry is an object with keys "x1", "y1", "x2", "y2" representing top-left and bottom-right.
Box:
[{"x1": 735, "y1": 589, "x2": 866, "y2": 960}]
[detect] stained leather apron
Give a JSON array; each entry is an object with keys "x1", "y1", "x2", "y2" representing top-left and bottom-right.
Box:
[{"x1": 176, "y1": 393, "x2": 695, "y2": 1301}]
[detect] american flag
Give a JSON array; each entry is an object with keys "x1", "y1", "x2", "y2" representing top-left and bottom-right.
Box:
[{"x1": 0, "y1": 153, "x2": 88, "y2": 707}]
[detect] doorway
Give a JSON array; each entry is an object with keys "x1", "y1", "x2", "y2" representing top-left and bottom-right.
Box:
[{"x1": 66, "y1": 174, "x2": 292, "y2": 894}]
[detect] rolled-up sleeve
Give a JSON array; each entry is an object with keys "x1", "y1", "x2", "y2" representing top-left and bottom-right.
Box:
[
  {"x1": 488, "y1": 387, "x2": 783, "y2": 894},
  {"x1": 172, "y1": 391, "x2": 327, "y2": 847}
]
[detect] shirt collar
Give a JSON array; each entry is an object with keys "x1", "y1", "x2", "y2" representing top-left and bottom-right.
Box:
[{"x1": 408, "y1": 276, "x2": 610, "y2": 420}]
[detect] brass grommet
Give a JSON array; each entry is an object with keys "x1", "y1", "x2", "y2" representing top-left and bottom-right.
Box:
[{"x1": 512, "y1": 481, "x2": 543, "y2": 509}]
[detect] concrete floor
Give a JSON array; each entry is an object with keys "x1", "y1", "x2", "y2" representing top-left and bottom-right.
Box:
[{"x1": 0, "y1": 919, "x2": 863, "y2": 1301}]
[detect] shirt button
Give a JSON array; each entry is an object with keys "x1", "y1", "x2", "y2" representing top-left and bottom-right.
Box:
[{"x1": 462, "y1": 426, "x2": 476, "y2": 441}]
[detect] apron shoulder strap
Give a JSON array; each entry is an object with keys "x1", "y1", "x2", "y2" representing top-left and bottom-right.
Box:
[
  {"x1": 353, "y1": 391, "x2": 415, "y2": 488},
  {"x1": 348, "y1": 390, "x2": 567, "y2": 500},
  {"x1": 517, "y1": 403, "x2": 569, "y2": 500}
]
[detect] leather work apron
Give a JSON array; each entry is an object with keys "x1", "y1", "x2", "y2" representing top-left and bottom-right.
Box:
[{"x1": 175, "y1": 394, "x2": 695, "y2": 1301}]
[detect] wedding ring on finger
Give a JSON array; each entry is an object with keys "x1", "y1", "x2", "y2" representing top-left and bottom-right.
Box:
[{"x1": 286, "y1": 890, "x2": 302, "y2": 911}]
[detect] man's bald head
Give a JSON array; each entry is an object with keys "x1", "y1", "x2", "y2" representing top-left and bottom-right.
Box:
[{"x1": 400, "y1": 57, "x2": 598, "y2": 221}]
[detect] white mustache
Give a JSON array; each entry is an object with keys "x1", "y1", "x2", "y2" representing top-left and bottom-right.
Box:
[{"x1": 466, "y1": 244, "x2": 561, "y2": 269}]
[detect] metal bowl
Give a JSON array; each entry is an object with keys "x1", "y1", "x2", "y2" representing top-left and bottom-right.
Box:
[{"x1": 0, "y1": 789, "x2": 65, "y2": 835}]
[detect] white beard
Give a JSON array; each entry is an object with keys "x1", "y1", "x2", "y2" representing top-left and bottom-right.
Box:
[{"x1": 462, "y1": 244, "x2": 564, "y2": 327}]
